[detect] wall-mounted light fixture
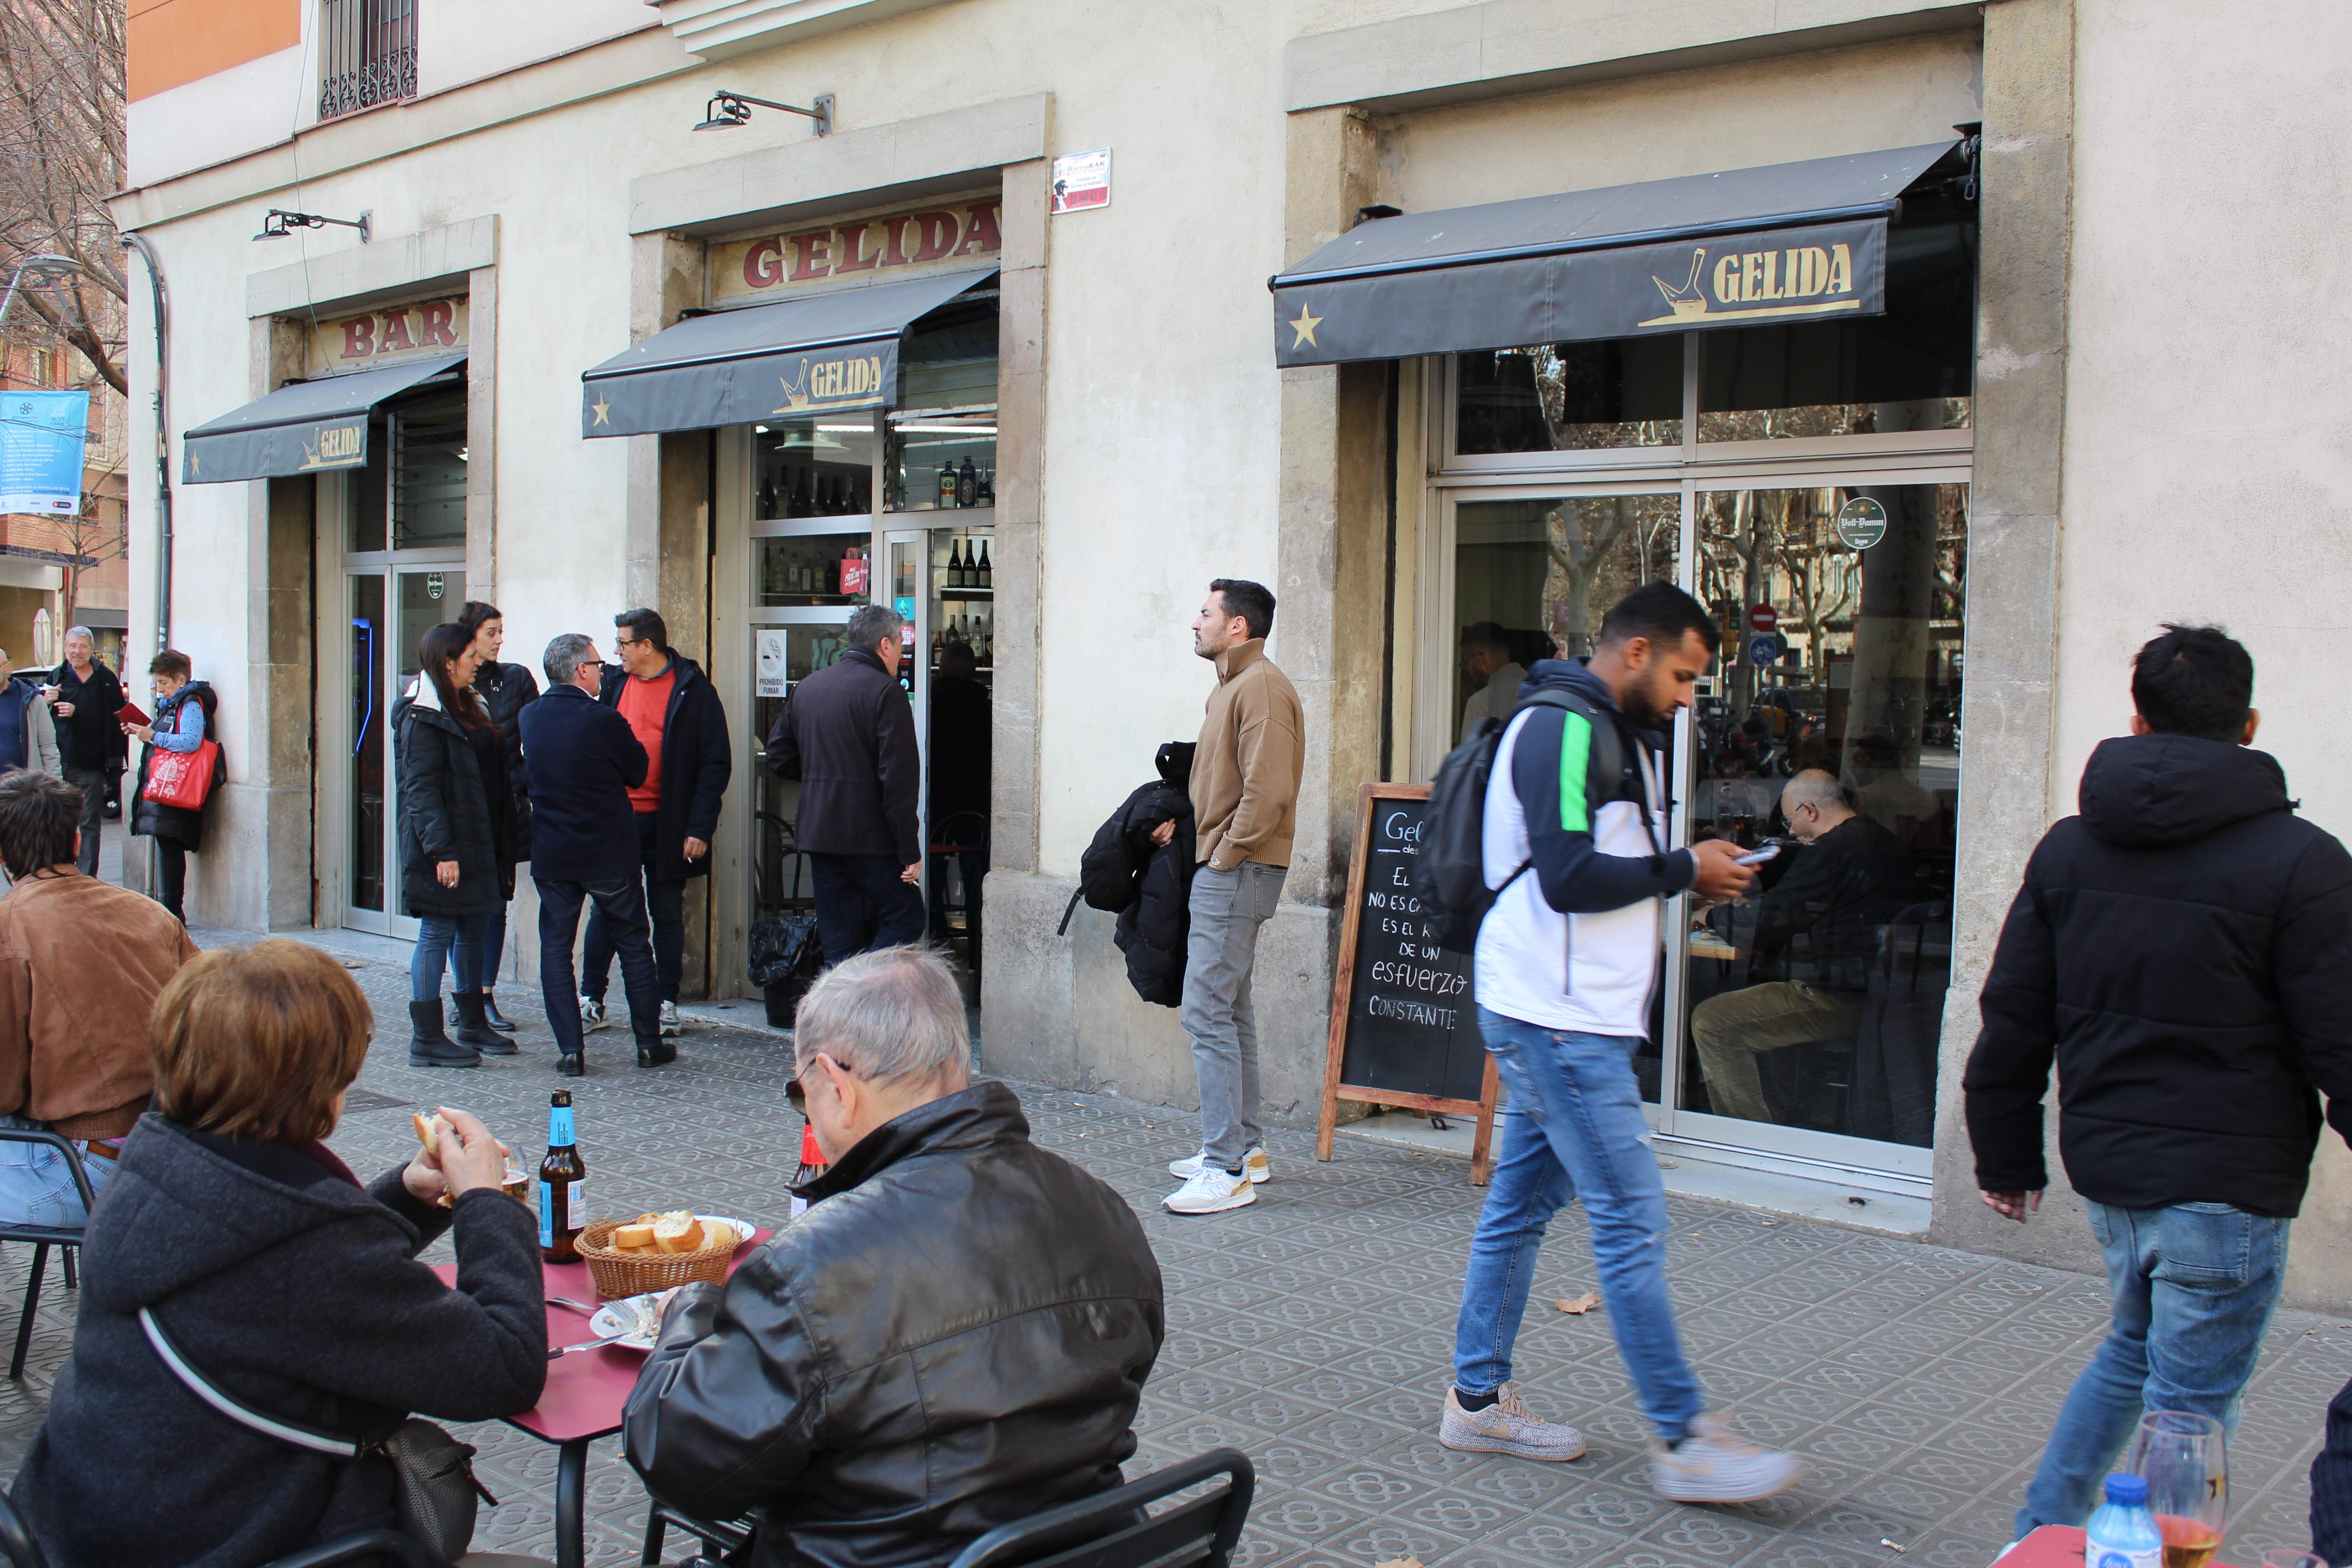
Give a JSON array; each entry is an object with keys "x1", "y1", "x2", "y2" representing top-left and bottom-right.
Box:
[
  {"x1": 694, "y1": 90, "x2": 832, "y2": 137},
  {"x1": 253, "y1": 208, "x2": 372, "y2": 243}
]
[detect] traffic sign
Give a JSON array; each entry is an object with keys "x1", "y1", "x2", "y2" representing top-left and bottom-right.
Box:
[
  {"x1": 1747, "y1": 603, "x2": 1777, "y2": 635},
  {"x1": 1747, "y1": 634, "x2": 1779, "y2": 668}
]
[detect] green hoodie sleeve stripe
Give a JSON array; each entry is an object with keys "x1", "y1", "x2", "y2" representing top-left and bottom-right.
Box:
[{"x1": 1558, "y1": 711, "x2": 1592, "y2": 833}]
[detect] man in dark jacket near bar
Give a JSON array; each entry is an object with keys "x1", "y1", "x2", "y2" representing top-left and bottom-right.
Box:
[
  {"x1": 1965, "y1": 624, "x2": 2352, "y2": 1543},
  {"x1": 578, "y1": 608, "x2": 731, "y2": 1044},
  {"x1": 625, "y1": 946, "x2": 1162, "y2": 1568},
  {"x1": 47, "y1": 627, "x2": 122, "y2": 876},
  {"x1": 765, "y1": 602, "x2": 924, "y2": 964}
]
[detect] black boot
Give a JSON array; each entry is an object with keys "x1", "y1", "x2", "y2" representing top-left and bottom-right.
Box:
[
  {"x1": 481, "y1": 991, "x2": 519, "y2": 1032},
  {"x1": 555, "y1": 1051, "x2": 585, "y2": 1078},
  {"x1": 636, "y1": 1035, "x2": 676, "y2": 1068},
  {"x1": 408, "y1": 1000, "x2": 480, "y2": 1068},
  {"x1": 451, "y1": 991, "x2": 515, "y2": 1054}
]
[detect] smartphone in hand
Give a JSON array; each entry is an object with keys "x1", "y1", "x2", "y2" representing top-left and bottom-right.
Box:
[{"x1": 1734, "y1": 843, "x2": 1782, "y2": 867}]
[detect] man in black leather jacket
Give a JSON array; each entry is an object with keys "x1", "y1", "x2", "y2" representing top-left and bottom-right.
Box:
[{"x1": 624, "y1": 946, "x2": 1164, "y2": 1568}]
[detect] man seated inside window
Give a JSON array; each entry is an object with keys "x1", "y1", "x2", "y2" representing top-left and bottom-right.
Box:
[
  {"x1": 623, "y1": 946, "x2": 1165, "y2": 1568},
  {"x1": 1691, "y1": 769, "x2": 1913, "y2": 1124}
]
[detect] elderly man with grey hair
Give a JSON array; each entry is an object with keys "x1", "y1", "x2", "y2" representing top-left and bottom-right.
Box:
[
  {"x1": 625, "y1": 945, "x2": 1164, "y2": 1568},
  {"x1": 764, "y1": 601, "x2": 926, "y2": 963},
  {"x1": 47, "y1": 625, "x2": 122, "y2": 876},
  {"x1": 517, "y1": 632, "x2": 664, "y2": 1074}
]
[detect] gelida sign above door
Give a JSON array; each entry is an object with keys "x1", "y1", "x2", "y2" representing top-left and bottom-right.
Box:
[
  {"x1": 305, "y1": 296, "x2": 468, "y2": 378},
  {"x1": 712, "y1": 197, "x2": 1002, "y2": 305}
]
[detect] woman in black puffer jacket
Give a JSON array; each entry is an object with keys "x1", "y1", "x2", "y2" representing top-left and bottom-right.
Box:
[
  {"x1": 395, "y1": 622, "x2": 517, "y2": 1067},
  {"x1": 457, "y1": 601, "x2": 539, "y2": 1034}
]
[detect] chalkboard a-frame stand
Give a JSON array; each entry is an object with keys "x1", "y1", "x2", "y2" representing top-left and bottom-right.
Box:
[{"x1": 1317, "y1": 783, "x2": 1500, "y2": 1185}]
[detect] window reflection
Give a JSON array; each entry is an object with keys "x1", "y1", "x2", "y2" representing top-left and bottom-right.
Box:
[
  {"x1": 1456, "y1": 338, "x2": 1682, "y2": 454},
  {"x1": 755, "y1": 418, "x2": 874, "y2": 519},
  {"x1": 1681, "y1": 483, "x2": 1965, "y2": 1146}
]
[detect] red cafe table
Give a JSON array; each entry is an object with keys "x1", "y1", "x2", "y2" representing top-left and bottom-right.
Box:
[
  {"x1": 1999, "y1": 1525, "x2": 2249, "y2": 1567},
  {"x1": 434, "y1": 1227, "x2": 769, "y2": 1568}
]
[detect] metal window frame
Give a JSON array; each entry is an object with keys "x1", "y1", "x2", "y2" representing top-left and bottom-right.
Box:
[{"x1": 318, "y1": 0, "x2": 418, "y2": 122}]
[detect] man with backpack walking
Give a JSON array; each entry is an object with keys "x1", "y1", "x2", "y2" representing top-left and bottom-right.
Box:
[{"x1": 1433, "y1": 581, "x2": 1805, "y2": 1503}]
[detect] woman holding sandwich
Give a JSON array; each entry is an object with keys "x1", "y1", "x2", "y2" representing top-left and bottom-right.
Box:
[{"x1": 8, "y1": 939, "x2": 547, "y2": 1567}]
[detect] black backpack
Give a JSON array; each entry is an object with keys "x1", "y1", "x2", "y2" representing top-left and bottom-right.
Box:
[{"x1": 1414, "y1": 687, "x2": 1628, "y2": 953}]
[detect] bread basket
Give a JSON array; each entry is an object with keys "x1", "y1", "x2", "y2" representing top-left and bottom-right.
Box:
[{"x1": 575, "y1": 1218, "x2": 746, "y2": 1297}]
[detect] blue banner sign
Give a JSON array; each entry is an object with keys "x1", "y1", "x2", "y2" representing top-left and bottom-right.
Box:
[{"x1": 0, "y1": 391, "x2": 89, "y2": 516}]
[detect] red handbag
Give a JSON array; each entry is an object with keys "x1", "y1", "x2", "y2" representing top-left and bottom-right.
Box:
[{"x1": 142, "y1": 739, "x2": 220, "y2": 811}]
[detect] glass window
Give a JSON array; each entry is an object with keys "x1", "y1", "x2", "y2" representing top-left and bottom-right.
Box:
[
  {"x1": 1680, "y1": 483, "x2": 1966, "y2": 1146},
  {"x1": 755, "y1": 418, "x2": 874, "y2": 520},
  {"x1": 1697, "y1": 208, "x2": 1975, "y2": 441},
  {"x1": 887, "y1": 295, "x2": 998, "y2": 511},
  {"x1": 348, "y1": 412, "x2": 387, "y2": 553},
  {"x1": 390, "y1": 391, "x2": 466, "y2": 548},
  {"x1": 1455, "y1": 338, "x2": 1682, "y2": 455},
  {"x1": 755, "y1": 529, "x2": 872, "y2": 609}
]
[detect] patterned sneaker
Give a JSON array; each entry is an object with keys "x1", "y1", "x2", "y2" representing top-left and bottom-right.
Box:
[
  {"x1": 1166, "y1": 1146, "x2": 1272, "y2": 1184},
  {"x1": 1162, "y1": 1165, "x2": 1256, "y2": 1214},
  {"x1": 1651, "y1": 1413, "x2": 1805, "y2": 1503},
  {"x1": 579, "y1": 995, "x2": 609, "y2": 1034},
  {"x1": 659, "y1": 1000, "x2": 682, "y2": 1036},
  {"x1": 1439, "y1": 1386, "x2": 1586, "y2": 1461}
]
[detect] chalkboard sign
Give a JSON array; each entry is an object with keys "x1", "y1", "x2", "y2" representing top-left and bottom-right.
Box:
[{"x1": 1317, "y1": 783, "x2": 1500, "y2": 1184}]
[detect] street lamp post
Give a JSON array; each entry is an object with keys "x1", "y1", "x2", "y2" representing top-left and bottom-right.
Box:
[{"x1": 0, "y1": 253, "x2": 82, "y2": 328}]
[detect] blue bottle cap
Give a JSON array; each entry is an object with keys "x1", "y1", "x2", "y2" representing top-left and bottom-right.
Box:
[{"x1": 2103, "y1": 1472, "x2": 2149, "y2": 1506}]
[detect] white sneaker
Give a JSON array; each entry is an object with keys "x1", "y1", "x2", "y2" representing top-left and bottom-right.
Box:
[
  {"x1": 1439, "y1": 1386, "x2": 1586, "y2": 1461},
  {"x1": 1167, "y1": 1146, "x2": 1272, "y2": 1184},
  {"x1": 1162, "y1": 1165, "x2": 1256, "y2": 1214},
  {"x1": 659, "y1": 1000, "x2": 682, "y2": 1036},
  {"x1": 579, "y1": 995, "x2": 609, "y2": 1033},
  {"x1": 1651, "y1": 1413, "x2": 1805, "y2": 1503}
]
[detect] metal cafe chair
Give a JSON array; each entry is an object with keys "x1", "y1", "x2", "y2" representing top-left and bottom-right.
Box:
[
  {"x1": 640, "y1": 1448, "x2": 1255, "y2": 1568},
  {"x1": 0, "y1": 1491, "x2": 443, "y2": 1568},
  {"x1": 0, "y1": 1129, "x2": 97, "y2": 1379}
]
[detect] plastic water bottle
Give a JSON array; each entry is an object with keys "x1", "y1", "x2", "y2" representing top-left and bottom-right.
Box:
[{"x1": 2085, "y1": 1472, "x2": 2163, "y2": 1568}]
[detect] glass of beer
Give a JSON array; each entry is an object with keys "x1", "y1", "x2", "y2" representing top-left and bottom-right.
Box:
[{"x1": 2126, "y1": 1410, "x2": 2226, "y2": 1568}]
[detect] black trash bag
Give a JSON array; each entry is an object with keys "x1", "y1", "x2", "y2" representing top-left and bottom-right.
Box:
[{"x1": 749, "y1": 913, "x2": 824, "y2": 1028}]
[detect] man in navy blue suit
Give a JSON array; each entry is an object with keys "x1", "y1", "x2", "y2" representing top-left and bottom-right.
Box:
[{"x1": 520, "y1": 632, "x2": 666, "y2": 1074}]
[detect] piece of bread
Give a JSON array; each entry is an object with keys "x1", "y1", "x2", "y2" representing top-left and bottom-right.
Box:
[
  {"x1": 652, "y1": 1211, "x2": 705, "y2": 1253},
  {"x1": 612, "y1": 1221, "x2": 657, "y2": 1252},
  {"x1": 411, "y1": 1112, "x2": 453, "y2": 1152}
]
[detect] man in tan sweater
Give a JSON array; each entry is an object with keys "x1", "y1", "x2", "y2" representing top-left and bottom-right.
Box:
[
  {"x1": 1157, "y1": 578, "x2": 1303, "y2": 1215},
  {"x1": 0, "y1": 771, "x2": 196, "y2": 1224}
]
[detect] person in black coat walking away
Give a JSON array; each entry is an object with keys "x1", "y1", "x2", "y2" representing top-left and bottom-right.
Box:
[
  {"x1": 522, "y1": 633, "x2": 665, "y2": 1074},
  {"x1": 458, "y1": 601, "x2": 540, "y2": 1035},
  {"x1": 1965, "y1": 625, "x2": 2352, "y2": 1543},
  {"x1": 125, "y1": 649, "x2": 216, "y2": 923},
  {"x1": 578, "y1": 608, "x2": 730, "y2": 1048},
  {"x1": 47, "y1": 625, "x2": 122, "y2": 876},
  {"x1": 10, "y1": 939, "x2": 545, "y2": 1568},
  {"x1": 765, "y1": 602, "x2": 923, "y2": 965},
  {"x1": 395, "y1": 622, "x2": 518, "y2": 1067}
]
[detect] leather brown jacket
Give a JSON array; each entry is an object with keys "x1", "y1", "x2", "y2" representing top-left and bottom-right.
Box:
[{"x1": 623, "y1": 1082, "x2": 1164, "y2": 1568}]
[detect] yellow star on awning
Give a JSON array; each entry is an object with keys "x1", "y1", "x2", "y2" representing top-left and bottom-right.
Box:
[
  {"x1": 187, "y1": 451, "x2": 198, "y2": 475},
  {"x1": 590, "y1": 394, "x2": 612, "y2": 426},
  {"x1": 1288, "y1": 306, "x2": 1323, "y2": 348}
]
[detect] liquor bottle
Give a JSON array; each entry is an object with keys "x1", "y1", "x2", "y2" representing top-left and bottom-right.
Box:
[
  {"x1": 539, "y1": 1090, "x2": 586, "y2": 1264},
  {"x1": 979, "y1": 467, "x2": 995, "y2": 506},
  {"x1": 931, "y1": 627, "x2": 944, "y2": 664},
  {"x1": 790, "y1": 1121, "x2": 827, "y2": 1220},
  {"x1": 825, "y1": 554, "x2": 841, "y2": 596},
  {"x1": 936, "y1": 461, "x2": 956, "y2": 510},
  {"x1": 976, "y1": 539, "x2": 992, "y2": 589},
  {"x1": 957, "y1": 456, "x2": 979, "y2": 509},
  {"x1": 759, "y1": 474, "x2": 778, "y2": 519}
]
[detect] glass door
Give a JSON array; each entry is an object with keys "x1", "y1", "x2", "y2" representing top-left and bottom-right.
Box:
[
  {"x1": 340, "y1": 561, "x2": 463, "y2": 938},
  {"x1": 1666, "y1": 480, "x2": 1967, "y2": 1186}
]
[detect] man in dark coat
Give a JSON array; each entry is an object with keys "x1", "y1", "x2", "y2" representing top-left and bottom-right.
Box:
[
  {"x1": 521, "y1": 632, "x2": 665, "y2": 1073},
  {"x1": 48, "y1": 626, "x2": 122, "y2": 876},
  {"x1": 579, "y1": 607, "x2": 731, "y2": 1042},
  {"x1": 765, "y1": 602, "x2": 923, "y2": 964},
  {"x1": 1964, "y1": 624, "x2": 2352, "y2": 1542},
  {"x1": 625, "y1": 947, "x2": 1162, "y2": 1568}
]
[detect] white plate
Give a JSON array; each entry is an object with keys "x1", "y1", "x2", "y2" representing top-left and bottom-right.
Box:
[
  {"x1": 700, "y1": 1215, "x2": 755, "y2": 1248},
  {"x1": 588, "y1": 1294, "x2": 664, "y2": 1351}
]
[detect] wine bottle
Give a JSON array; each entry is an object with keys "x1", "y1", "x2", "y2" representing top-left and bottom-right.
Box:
[
  {"x1": 936, "y1": 461, "x2": 956, "y2": 510},
  {"x1": 759, "y1": 474, "x2": 778, "y2": 520},
  {"x1": 791, "y1": 1121, "x2": 828, "y2": 1220},
  {"x1": 979, "y1": 467, "x2": 995, "y2": 506},
  {"x1": 825, "y1": 554, "x2": 841, "y2": 596},
  {"x1": 957, "y1": 456, "x2": 979, "y2": 509},
  {"x1": 788, "y1": 468, "x2": 809, "y2": 518},
  {"x1": 976, "y1": 539, "x2": 992, "y2": 589},
  {"x1": 539, "y1": 1090, "x2": 586, "y2": 1264}
]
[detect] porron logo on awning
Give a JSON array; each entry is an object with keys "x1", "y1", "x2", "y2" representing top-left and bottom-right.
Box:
[
  {"x1": 774, "y1": 352, "x2": 889, "y2": 414},
  {"x1": 1640, "y1": 242, "x2": 1860, "y2": 327},
  {"x1": 297, "y1": 421, "x2": 367, "y2": 471}
]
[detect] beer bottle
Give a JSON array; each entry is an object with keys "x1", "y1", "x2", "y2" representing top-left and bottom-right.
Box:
[
  {"x1": 539, "y1": 1090, "x2": 587, "y2": 1263},
  {"x1": 790, "y1": 1121, "x2": 827, "y2": 1220}
]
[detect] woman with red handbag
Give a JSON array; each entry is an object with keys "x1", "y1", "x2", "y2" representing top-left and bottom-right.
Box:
[{"x1": 123, "y1": 649, "x2": 216, "y2": 922}]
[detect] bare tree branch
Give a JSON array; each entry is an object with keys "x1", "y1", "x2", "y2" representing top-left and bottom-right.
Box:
[{"x1": 0, "y1": 0, "x2": 128, "y2": 392}]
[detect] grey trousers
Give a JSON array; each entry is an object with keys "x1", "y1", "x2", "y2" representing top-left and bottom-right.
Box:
[
  {"x1": 1181, "y1": 860, "x2": 1287, "y2": 1168},
  {"x1": 66, "y1": 769, "x2": 105, "y2": 876},
  {"x1": 1689, "y1": 980, "x2": 1865, "y2": 1124}
]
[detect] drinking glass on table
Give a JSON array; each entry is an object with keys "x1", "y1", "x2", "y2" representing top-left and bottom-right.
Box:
[
  {"x1": 2126, "y1": 1410, "x2": 2227, "y2": 1568},
  {"x1": 2259, "y1": 1550, "x2": 2326, "y2": 1568}
]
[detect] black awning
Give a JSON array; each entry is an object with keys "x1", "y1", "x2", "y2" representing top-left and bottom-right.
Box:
[
  {"x1": 1270, "y1": 142, "x2": 1958, "y2": 367},
  {"x1": 181, "y1": 354, "x2": 464, "y2": 484},
  {"x1": 581, "y1": 268, "x2": 997, "y2": 438}
]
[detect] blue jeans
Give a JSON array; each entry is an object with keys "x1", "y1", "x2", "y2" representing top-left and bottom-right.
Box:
[
  {"x1": 412, "y1": 910, "x2": 496, "y2": 1001},
  {"x1": 2016, "y1": 1200, "x2": 2290, "y2": 1537},
  {"x1": 482, "y1": 902, "x2": 508, "y2": 990},
  {"x1": 1453, "y1": 1009, "x2": 1705, "y2": 1444},
  {"x1": 0, "y1": 1122, "x2": 116, "y2": 1227}
]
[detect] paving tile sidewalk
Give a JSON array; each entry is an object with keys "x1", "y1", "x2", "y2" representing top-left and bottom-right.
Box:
[{"x1": 0, "y1": 924, "x2": 2338, "y2": 1567}]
